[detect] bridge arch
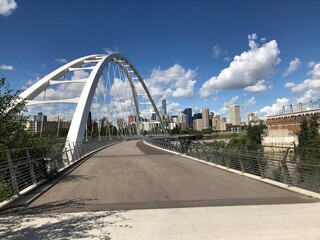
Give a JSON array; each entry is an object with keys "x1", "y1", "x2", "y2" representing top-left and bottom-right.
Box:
[{"x1": 20, "y1": 53, "x2": 167, "y2": 144}]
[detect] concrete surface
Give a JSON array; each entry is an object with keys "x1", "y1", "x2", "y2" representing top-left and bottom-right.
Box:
[
  {"x1": 1, "y1": 140, "x2": 320, "y2": 239},
  {"x1": 1, "y1": 140, "x2": 317, "y2": 215},
  {"x1": 0, "y1": 203, "x2": 319, "y2": 239}
]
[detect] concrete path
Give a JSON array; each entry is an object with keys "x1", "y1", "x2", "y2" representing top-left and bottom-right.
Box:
[
  {"x1": 1, "y1": 140, "x2": 317, "y2": 215},
  {"x1": 0, "y1": 203, "x2": 319, "y2": 239},
  {"x1": 1, "y1": 140, "x2": 320, "y2": 239}
]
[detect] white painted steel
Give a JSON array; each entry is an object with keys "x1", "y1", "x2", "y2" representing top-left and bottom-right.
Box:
[{"x1": 19, "y1": 53, "x2": 168, "y2": 146}]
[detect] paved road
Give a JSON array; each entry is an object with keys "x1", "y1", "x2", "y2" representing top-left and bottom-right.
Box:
[{"x1": 1, "y1": 140, "x2": 317, "y2": 215}]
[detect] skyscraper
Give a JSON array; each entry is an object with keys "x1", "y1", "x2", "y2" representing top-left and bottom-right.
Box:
[
  {"x1": 202, "y1": 108, "x2": 209, "y2": 129},
  {"x1": 162, "y1": 99, "x2": 167, "y2": 115},
  {"x1": 247, "y1": 112, "x2": 255, "y2": 124},
  {"x1": 229, "y1": 105, "x2": 241, "y2": 125},
  {"x1": 182, "y1": 108, "x2": 192, "y2": 128}
]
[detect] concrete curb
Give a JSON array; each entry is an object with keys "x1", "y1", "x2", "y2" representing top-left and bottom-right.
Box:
[{"x1": 144, "y1": 141, "x2": 320, "y2": 200}]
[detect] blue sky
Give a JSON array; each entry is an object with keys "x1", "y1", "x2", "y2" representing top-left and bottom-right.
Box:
[{"x1": 1, "y1": 0, "x2": 320, "y2": 121}]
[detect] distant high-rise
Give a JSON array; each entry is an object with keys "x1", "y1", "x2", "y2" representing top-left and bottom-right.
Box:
[
  {"x1": 247, "y1": 112, "x2": 255, "y2": 124},
  {"x1": 162, "y1": 99, "x2": 167, "y2": 115},
  {"x1": 178, "y1": 113, "x2": 188, "y2": 125},
  {"x1": 202, "y1": 108, "x2": 209, "y2": 129},
  {"x1": 151, "y1": 112, "x2": 156, "y2": 121},
  {"x1": 182, "y1": 108, "x2": 192, "y2": 128},
  {"x1": 212, "y1": 115, "x2": 221, "y2": 130},
  {"x1": 34, "y1": 112, "x2": 47, "y2": 122},
  {"x1": 193, "y1": 113, "x2": 202, "y2": 120},
  {"x1": 193, "y1": 119, "x2": 203, "y2": 131},
  {"x1": 229, "y1": 105, "x2": 241, "y2": 125}
]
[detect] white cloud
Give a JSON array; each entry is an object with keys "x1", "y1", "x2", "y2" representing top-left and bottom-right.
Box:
[
  {"x1": 241, "y1": 97, "x2": 257, "y2": 120},
  {"x1": 103, "y1": 47, "x2": 120, "y2": 54},
  {"x1": 308, "y1": 62, "x2": 320, "y2": 79},
  {"x1": 218, "y1": 96, "x2": 239, "y2": 116},
  {"x1": 284, "y1": 82, "x2": 295, "y2": 88},
  {"x1": 200, "y1": 33, "x2": 280, "y2": 98},
  {"x1": 244, "y1": 80, "x2": 267, "y2": 93},
  {"x1": 26, "y1": 75, "x2": 41, "y2": 86},
  {"x1": 283, "y1": 57, "x2": 301, "y2": 76},
  {"x1": 259, "y1": 97, "x2": 289, "y2": 118},
  {"x1": 244, "y1": 96, "x2": 256, "y2": 107},
  {"x1": 167, "y1": 102, "x2": 181, "y2": 115},
  {"x1": 213, "y1": 44, "x2": 224, "y2": 58},
  {"x1": 308, "y1": 61, "x2": 316, "y2": 68},
  {"x1": 55, "y1": 58, "x2": 68, "y2": 64},
  {"x1": 0, "y1": 64, "x2": 13, "y2": 70},
  {"x1": 224, "y1": 57, "x2": 230, "y2": 61},
  {"x1": 286, "y1": 63, "x2": 320, "y2": 99},
  {"x1": 0, "y1": 0, "x2": 17, "y2": 16},
  {"x1": 144, "y1": 64, "x2": 197, "y2": 100}
]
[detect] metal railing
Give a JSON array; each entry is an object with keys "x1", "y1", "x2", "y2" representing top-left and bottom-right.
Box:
[
  {"x1": 146, "y1": 138, "x2": 320, "y2": 193},
  {"x1": 0, "y1": 137, "x2": 121, "y2": 203}
]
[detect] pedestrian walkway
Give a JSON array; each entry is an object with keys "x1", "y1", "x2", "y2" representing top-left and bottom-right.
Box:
[{"x1": 1, "y1": 203, "x2": 319, "y2": 239}]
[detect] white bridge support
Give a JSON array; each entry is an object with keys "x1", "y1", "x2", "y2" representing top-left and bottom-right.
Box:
[{"x1": 20, "y1": 53, "x2": 167, "y2": 148}]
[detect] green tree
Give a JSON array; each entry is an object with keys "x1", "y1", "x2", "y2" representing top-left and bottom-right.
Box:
[
  {"x1": 298, "y1": 115, "x2": 320, "y2": 160},
  {"x1": 0, "y1": 77, "x2": 56, "y2": 149},
  {"x1": 247, "y1": 125, "x2": 264, "y2": 147},
  {"x1": 298, "y1": 117, "x2": 309, "y2": 149},
  {"x1": 297, "y1": 115, "x2": 320, "y2": 183},
  {"x1": 298, "y1": 115, "x2": 320, "y2": 149},
  {"x1": 0, "y1": 77, "x2": 28, "y2": 149}
]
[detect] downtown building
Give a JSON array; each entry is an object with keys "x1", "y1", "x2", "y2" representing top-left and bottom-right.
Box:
[
  {"x1": 182, "y1": 108, "x2": 193, "y2": 128},
  {"x1": 229, "y1": 105, "x2": 241, "y2": 126},
  {"x1": 202, "y1": 108, "x2": 209, "y2": 129}
]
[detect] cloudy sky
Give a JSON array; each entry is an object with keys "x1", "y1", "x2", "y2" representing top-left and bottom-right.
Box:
[{"x1": 1, "y1": 0, "x2": 320, "y2": 121}]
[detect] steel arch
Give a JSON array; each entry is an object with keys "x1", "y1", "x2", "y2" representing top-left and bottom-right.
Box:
[{"x1": 20, "y1": 53, "x2": 167, "y2": 144}]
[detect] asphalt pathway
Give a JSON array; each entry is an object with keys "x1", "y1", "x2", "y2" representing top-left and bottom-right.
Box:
[{"x1": 1, "y1": 140, "x2": 317, "y2": 215}]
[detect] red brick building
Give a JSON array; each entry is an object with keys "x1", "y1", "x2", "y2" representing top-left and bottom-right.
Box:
[{"x1": 267, "y1": 108, "x2": 320, "y2": 134}]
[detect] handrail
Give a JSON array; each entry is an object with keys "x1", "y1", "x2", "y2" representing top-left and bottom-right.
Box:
[
  {"x1": 146, "y1": 137, "x2": 320, "y2": 193},
  {"x1": 0, "y1": 137, "x2": 121, "y2": 204}
]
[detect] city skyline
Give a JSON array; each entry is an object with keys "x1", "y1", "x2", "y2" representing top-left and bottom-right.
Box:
[{"x1": 1, "y1": 1, "x2": 320, "y2": 121}]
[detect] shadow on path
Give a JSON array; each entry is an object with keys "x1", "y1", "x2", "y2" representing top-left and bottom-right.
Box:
[{"x1": 0, "y1": 208, "x2": 130, "y2": 240}]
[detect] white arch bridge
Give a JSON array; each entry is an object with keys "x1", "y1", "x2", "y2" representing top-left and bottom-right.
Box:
[{"x1": 20, "y1": 53, "x2": 168, "y2": 146}]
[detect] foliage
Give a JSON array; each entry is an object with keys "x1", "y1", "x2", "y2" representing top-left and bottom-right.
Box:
[
  {"x1": 298, "y1": 114, "x2": 320, "y2": 149},
  {"x1": 0, "y1": 77, "x2": 57, "y2": 150},
  {"x1": 297, "y1": 115, "x2": 320, "y2": 181},
  {"x1": 0, "y1": 77, "x2": 27, "y2": 149},
  {"x1": 246, "y1": 124, "x2": 265, "y2": 151},
  {"x1": 202, "y1": 128, "x2": 213, "y2": 134}
]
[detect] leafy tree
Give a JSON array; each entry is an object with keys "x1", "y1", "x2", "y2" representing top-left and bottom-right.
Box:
[
  {"x1": 297, "y1": 115, "x2": 320, "y2": 183},
  {"x1": 298, "y1": 115, "x2": 320, "y2": 149},
  {"x1": 0, "y1": 77, "x2": 56, "y2": 149},
  {"x1": 229, "y1": 134, "x2": 247, "y2": 146},
  {"x1": 247, "y1": 125, "x2": 264, "y2": 147},
  {"x1": 0, "y1": 77, "x2": 28, "y2": 149},
  {"x1": 202, "y1": 128, "x2": 213, "y2": 134}
]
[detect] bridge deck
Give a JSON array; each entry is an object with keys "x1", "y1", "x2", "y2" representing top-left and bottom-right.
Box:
[{"x1": 1, "y1": 140, "x2": 317, "y2": 215}]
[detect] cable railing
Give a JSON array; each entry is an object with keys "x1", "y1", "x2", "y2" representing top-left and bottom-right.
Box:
[
  {"x1": 0, "y1": 137, "x2": 121, "y2": 203},
  {"x1": 146, "y1": 137, "x2": 320, "y2": 193}
]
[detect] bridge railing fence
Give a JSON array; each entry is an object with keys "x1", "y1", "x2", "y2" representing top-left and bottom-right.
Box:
[
  {"x1": 0, "y1": 137, "x2": 121, "y2": 203},
  {"x1": 146, "y1": 138, "x2": 320, "y2": 193}
]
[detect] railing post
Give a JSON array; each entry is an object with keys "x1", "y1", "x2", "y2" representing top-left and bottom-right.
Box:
[
  {"x1": 63, "y1": 147, "x2": 71, "y2": 166},
  {"x1": 68, "y1": 143, "x2": 75, "y2": 163},
  {"x1": 202, "y1": 147, "x2": 210, "y2": 162},
  {"x1": 238, "y1": 146, "x2": 245, "y2": 173},
  {"x1": 26, "y1": 149, "x2": 37, "y2": 185},
  {"x1": 76, "y1": 142, "x2": 81, "y2": 159},
  {"x1": 256, "y1": 147, "x2": 265, "y2": 178},
  {"x1": 224, "y1": 151, "x2": 230, "y2": 168},
  {"x1": 6, "y1": 150, "x2": 20, "y2": 196},
  {"x1": 281, "y1": 148, "x2": 292, "y2": 186}
]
